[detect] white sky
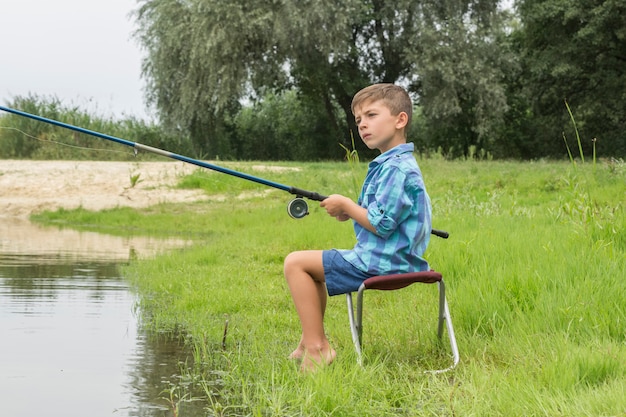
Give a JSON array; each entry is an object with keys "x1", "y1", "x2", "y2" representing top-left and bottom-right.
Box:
[{"x1": 0, "y1": 0, "x2": 151, "y2": 120}]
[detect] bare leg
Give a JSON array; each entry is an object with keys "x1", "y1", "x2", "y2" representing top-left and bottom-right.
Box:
[
  {"x1": 288, "y1": 276, "x2": 328, "y2": 360},
  {"x1": 284, "y1": 250, "x2": 336, "y2": 371}
]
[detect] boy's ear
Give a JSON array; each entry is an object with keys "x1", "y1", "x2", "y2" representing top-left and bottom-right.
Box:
[{"x1": 395, "y1": 112, "x2": 409, "y2": 130}]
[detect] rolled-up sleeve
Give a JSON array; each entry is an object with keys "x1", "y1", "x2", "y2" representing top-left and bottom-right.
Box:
[
  {"x1": 366, "y1": 168, "x2": 413, "y2": 239},
  {"x1": 367, "y1": 201, "x2": 396, "y2": 238}
]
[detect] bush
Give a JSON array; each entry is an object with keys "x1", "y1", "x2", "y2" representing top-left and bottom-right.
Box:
[{"x1": 0, "y1": 94, "x2": 193, "y2": 160}]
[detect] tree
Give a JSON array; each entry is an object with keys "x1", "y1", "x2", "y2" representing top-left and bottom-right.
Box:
[
  {"x1": 233, "y1": 89, "x2": 339, "y2": 160},
  {"x1": 514, "y1": 0, "x2": 626, "y2": 158},
  {"x1": 134, "y1": 0, "x2": 508, "y2": 159},
  {"x1": 409, "y1": 1, "x2": 511, "y2": 157}
]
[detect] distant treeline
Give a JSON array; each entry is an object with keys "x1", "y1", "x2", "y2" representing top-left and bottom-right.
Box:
[
  {"x1": 1, "y1": 90, "x2": 622, "y2": 163},
  {"x1": 129, "y1": 0, "x2": 626, "y2": 160}
]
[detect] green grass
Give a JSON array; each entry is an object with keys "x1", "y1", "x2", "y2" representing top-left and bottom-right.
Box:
[{"x1": 32, "y1": 158, "x2": 626, "y2": 416}]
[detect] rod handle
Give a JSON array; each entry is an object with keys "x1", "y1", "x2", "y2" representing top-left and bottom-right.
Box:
[
  {"x1": 431, "y1": 229, "x2": 449, "y2": 239},
  {"x1": 289, "y1": 187, "x2": 328, "y2": 201}
]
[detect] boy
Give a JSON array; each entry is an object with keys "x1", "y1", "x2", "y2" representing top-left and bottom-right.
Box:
[{"x1": 284, "y1": 83, "x2": 432, "y2": 371}]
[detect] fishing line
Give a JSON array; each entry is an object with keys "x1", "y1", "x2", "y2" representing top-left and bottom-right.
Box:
[{"x1": 0, "y1": 126, "x2": 133, "y2": 156}]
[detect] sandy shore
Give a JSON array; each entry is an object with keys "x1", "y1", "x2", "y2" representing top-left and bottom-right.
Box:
[
  {"x1": 1, "y1": 160, "x2": 208, "y2": 259},
  {"x1": 1, "y1": 160, "x2": 208, "y2": 219},
  {"x1": 0, "y1": 160, "x2": 297, "y2": 258}
]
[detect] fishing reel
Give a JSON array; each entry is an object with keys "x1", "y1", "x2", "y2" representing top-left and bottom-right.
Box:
[
  {"x1": 286, "y1": 189, "x2": 327, "y2": 219},
  {"x1": 287, "y1": 197, "x2": 309, "y2": 219}
]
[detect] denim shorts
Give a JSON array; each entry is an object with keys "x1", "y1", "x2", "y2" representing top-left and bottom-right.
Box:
[{"x1": 323, "y1": 249, "x2": 373, "y2": 296}]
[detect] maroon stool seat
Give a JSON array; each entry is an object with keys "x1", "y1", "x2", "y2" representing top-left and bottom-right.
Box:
[{"x1": 346, "y1": 270, "x2": 459, "y2": 372}]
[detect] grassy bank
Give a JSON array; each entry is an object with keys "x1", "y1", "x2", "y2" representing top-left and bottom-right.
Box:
[{"x1": 33, "y1": 158, "x2": 626, "y2": 416}]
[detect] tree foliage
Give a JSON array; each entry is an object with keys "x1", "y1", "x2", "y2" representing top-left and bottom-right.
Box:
[
  {"x1": 135, "y1": 0, "x2": 507, "y2": 159},
  {"x1": 232, "y1": 90, "x2": 340, "y2": 160},
  {"x1": 512, "y1": 0, "x2": 626, "y2": 158},
  {"x1": 410, "y1": 1, "x2": 511, "y2": 157},
  {"x1": 134, "y1": 0, "x2": 626, "y2": 160}
]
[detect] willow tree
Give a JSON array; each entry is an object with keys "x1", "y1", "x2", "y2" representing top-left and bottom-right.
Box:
[{"x1": 135, "y1": 0, "x2": 507, "y2": 158}]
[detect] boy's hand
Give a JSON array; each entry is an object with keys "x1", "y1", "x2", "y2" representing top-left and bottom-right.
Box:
[
  {"x1": 321, "y1": 194, "x2": 377, "y2": 233},
  {"x1": 320, "y1": 194, "x2": 352, "y2": 219},
  {"x1": 335, "y1": 213, "x2": 351, "y2": 222}
]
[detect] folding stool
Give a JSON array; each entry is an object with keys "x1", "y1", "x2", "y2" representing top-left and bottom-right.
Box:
[{"x1": 345, "y1": 265, "x2": 459, "y2": 372}]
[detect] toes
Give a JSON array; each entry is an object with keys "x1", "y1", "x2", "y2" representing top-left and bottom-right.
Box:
[
  {"x1": 288, "y1": 348, "x2": 304, "y2": 361},
  {"x1": 300, "y1": 348, "x2": 336, "y2": 372}
]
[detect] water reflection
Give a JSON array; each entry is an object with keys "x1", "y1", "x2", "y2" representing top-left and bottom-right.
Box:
[
  {"x1": 0, "y1": 218, "x2": 192, "y2": 261},
  {"x1": 0, "y1": 219, "x2": 204, "y2": 417}
]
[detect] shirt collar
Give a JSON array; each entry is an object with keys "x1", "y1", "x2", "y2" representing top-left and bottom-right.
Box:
[{"x1": 370, "y1": 143, "x2": 415, "y2": 166}]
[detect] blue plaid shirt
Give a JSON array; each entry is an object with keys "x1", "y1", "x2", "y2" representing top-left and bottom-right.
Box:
[{"x1": 339, "y1": 143, "x2": 432, "y2": 275}]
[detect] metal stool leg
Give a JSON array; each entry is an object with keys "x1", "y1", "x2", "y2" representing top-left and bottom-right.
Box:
[
  {"x1": 346, "y1": 293, "x2": 361, "y2": 357},
  {"x1": 346, "y1": 273, "x2": 459, "y2": 372},
  {"x1": 346, "y1": 283, "x2": 366, "y2": 365},
  {"x1": 428, "y1": 279, "x2": 460, "y2": 373}
]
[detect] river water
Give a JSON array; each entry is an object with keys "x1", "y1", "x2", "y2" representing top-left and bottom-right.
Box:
[{"x1": 0, "y1": 219, "x2": 200, "y2": 416}]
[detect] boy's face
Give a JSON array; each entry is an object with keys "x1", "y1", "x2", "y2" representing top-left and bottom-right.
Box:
[{"x1": 353, "y1": 99, "x2": 408, "y2": 153}]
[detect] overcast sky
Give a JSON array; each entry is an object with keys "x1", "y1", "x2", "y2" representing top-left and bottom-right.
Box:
[{"x1": 0, "y1": 0, "x2": 151, "y2": 120}]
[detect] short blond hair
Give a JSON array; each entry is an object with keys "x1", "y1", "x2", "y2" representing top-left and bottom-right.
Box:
[{"x1": 351, "y1": 84, "x2": 413, "y2": 128}]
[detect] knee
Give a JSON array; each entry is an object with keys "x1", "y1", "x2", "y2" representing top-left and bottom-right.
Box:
[
  {"x1": 283, "y1": 250, "x2": 323, "y2": 282},
  {"x1": 283, "y1": 252, "x2": 300, "y2": 277}
]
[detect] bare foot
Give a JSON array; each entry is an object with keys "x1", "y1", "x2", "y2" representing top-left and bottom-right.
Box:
[
  {"x1": 288, "y1": 345, "x2": 304, "y2": 361},
  {"x1": 300, "y1": 346, "x2": 337, "y2": 372},
  {"x1": 288, "y1": 337, "x2": 305, "y2": 360}
]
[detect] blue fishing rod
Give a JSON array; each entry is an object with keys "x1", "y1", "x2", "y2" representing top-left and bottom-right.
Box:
[
  {"x1": 0, "y1": 105, "x2": 322, "y2": 218},
  {"x1": 0, "y1": 105, "x2": 448, "y2": 238}
]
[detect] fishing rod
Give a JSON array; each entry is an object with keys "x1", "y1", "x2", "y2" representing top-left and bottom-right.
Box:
[
  {"x1": 0, "y1": 105, "x2": 448, "y2": 238},
  {"x1": 0, "y1": 105, "x2": 323, "y2": 218}
]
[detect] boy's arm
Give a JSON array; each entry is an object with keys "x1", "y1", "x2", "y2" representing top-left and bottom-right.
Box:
[{"x1": 320, "y1": 194, "x2": 377, "y2": 234}]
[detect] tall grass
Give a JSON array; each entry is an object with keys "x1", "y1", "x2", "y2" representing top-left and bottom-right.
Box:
[
  {"x1": 32, "y1": 159, "x2": 626, "y2": 416},
  {"x1": 563, "y1": 99, "x2": 598, "y2": 170},
  {"x1": 0, "y1": 94, "x2": 195, "y2": 159}
]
